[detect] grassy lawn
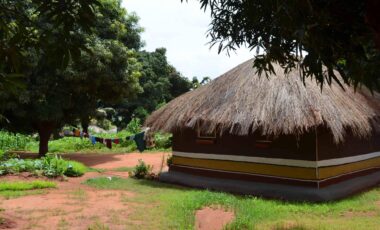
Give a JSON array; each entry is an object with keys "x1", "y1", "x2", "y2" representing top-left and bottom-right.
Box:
[
  {"x1": 85, "y1": 177, "x2": 380, "y2": 230},
  {"x1": 0, "y1": 180, "x2": 56, "y2": 199}
]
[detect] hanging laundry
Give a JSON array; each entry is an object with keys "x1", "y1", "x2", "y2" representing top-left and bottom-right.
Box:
[
  {"x1": 95, "y1": 137, "x2": 104, "y2": 144},
  {"x1": 90, "y1": 136, "x2": 97, "y2": 145},
  {"x1": 105, "y1": 139, "x2": 112, "y2": 149},
  {"x1": 63, "y1": 130, "x2": 73, "y2": 136},
  {"x1": 74, "y1": 129, "x2": 81, "y2": 137},
  {"x1": 134, "y1": 132, "x2": 146, "y2": 152}
]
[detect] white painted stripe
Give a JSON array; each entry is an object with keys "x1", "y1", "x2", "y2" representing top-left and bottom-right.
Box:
[
  {"x1": 174, "y1": 151, "x2": 318, "y2": 168},
  {"x1": 318, "y1": 151, "x2": 380, "y2": 167},
  {"x1": 173, "y1": 151, "x2": 380, "y2": 168}
]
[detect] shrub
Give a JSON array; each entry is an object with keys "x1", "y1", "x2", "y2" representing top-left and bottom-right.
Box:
[
  {"x1": 0, "y1": 131, "x2": 35, "y2": 151},
  {"x1": 154, "y1": 133, "x2": 172, "y2": 150},
  {"x1": 48, "y1": 137, "x2": 96, "y2": 153},
  {"x1": 129, "y1": 159, "x2": 152, "y2": 179},
  {"x1": 42, "y1": 155, "x2": 68, "y2": 177},
  {"x1": 133, "y1": 106, "x2": 149, "y2": 121},
  {"x1": 0, "y1": 150, "x2": 5, "y2": 161},
  {"x1": 126, "y1": 118, "x2": 141, "y2": 134},
  {"x1": 0, "y1": 155, "x2": 87, "y2": 178},
  {"x1": 64, "y1": 161, "x2": 87, "y2": 177},
  {"x1": 0, "y1": 151, "x2": 19, "y2": 161}
]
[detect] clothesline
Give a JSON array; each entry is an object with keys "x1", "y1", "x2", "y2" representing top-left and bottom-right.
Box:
[{"x1": 63, "y1": 129, "x2": 146, "y2": 152}]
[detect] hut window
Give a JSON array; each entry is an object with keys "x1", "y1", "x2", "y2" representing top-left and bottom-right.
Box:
[
  {"x1": 255, "y1": 136, "x2": 273, "y2": 149},
  {"x1": 197, "y1": 128, "x2": 217, "y2": 139},
  {"x1": 196, "y1": 122, "x2": 216, "y2": 139}
]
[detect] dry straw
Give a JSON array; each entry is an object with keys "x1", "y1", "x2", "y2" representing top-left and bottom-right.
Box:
[{"x1": 145, "y1": 59, "x2": 380, "y2": 143}]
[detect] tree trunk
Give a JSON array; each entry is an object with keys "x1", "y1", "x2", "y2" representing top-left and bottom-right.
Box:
[
  {"x1": 81, "y1": 117, "x2": 90, "y2": 134},
  {"x1": 37, "y1": 122, "x2": 55, "y2": 157}
]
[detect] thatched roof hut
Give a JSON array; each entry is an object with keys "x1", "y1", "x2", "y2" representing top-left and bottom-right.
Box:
[
  {"x1": 146, "y1": 59, "x2": 380, "y2": 143},
  {"x1": 147, "y1": 59, "x2": 380, "y2": 202}
]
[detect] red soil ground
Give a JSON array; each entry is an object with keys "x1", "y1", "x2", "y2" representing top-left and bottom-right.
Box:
[
  {"x1": 195, "y1": 207, "x2": 235, "y2": 230},
  {"x1": 0, "y1": 152, "x2": 168, "y2": 230},
  {"x1": 0, "y1": 152, "x2": 234, "y2": 230}
]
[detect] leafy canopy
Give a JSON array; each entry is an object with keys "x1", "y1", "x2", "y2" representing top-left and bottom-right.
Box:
[
  {"x1": 1, "y1": 0, "x2": 143, "y2": 155},
  {"x1": 187, "y1": 0, "x2": 380, "y2": 90},
  {"x1": 108, "y1": 48, "x2": 192, "y2": 127}
]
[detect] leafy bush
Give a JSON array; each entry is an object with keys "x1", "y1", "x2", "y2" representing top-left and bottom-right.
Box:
[
  {"x1": 0, "y1": 155, "x2": 87, "y2": 178},
  {"x1": 126, "y1": 118, "x2": 141, "y2": 134},
  {"x1": 64, "y1": 161, "x2": 87, "y2": 177},
  {"x1": 129, "y1": 159, "x2": 152, "y2": 179},
  {"x1": 154, "y1": 133, "x2": 172, "y2": 150},
  {"x1": 0, "y1": 151, "x2": 19, "y2": 161},
  {"x1": 42, "y1": 155, "x2": 68, "y2": 177},
  {"x1": 48, "y1": 137, "x2": 96, "y2": 152},
  {"x1": 0, "y1": 131, "x2": 35, "y2": 151},
  {"x1": 0, "y1": 150, "x2": 5, "y2": 161}
]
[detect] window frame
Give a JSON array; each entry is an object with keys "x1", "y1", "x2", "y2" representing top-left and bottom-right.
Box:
[{"x1": 196, "y1": 121, "x2": 217, "y2": 139}]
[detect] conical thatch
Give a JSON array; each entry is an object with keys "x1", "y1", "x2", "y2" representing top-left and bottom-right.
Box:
[{"x1": 145, "y1": 59, "x2": 380, "y2": 142}]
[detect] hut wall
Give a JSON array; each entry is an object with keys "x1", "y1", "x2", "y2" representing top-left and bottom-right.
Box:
[
  {"x1": 170, "y1": 127, "x2": 380, "y2": 187},
  {"x1": 170, "y1": 128, "x2": 319, "y2": 187},
  {"x1": 315, "y1": 127, "x2": 380, "y2": 185},
  {"x1": 172, "y1": 128, "x2": 316, "y2": 160},
  {"x1": 317, "y1": 127, "x2": 380, "y2": 160}
]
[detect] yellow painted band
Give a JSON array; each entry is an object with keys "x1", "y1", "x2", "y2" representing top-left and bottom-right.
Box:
[{"x1": 173, "y1": 156, "x2": 380, "y2": 180}]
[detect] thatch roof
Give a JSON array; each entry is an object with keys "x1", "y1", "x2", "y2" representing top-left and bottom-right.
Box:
[{"x1": 145, "y1": 59, "x2": 380, "y2": 142}]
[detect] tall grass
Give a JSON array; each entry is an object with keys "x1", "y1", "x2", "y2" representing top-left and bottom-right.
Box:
[{"x1": 0, "y1": 131, "x2": 35, "y2": 151}]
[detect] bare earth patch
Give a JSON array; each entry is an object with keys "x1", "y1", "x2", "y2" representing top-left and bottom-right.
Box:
[
  {"x1": 0, "y1": 214, "x2": 18, "y2": 229},
  {"x1": 195, "y1": 207, "x2": 235, "y2": 230},
  {"x1": 0, "y1": 152, "x2": 169, "y2": 230}
]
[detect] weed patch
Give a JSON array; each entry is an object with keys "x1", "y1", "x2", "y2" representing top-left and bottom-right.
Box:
[
  {"x1": 0, "y1": 180, "x2": 56, "y2": 191},
  {"x1": 0, "y1": 180, "x2": 55, "y2": 199},
  {"x1": 0, "y1": 155, "x2": 87, "y2": 178}
]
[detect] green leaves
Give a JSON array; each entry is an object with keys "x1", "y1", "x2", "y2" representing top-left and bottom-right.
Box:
[{"x1": 195, "y1": 0, "x2": 380, "y2": 90}]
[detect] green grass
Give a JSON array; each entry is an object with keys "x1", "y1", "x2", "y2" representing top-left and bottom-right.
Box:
[
  {"x1": 85, "y1": 177, "x2": 380, "y2": 230},
  {"x1": 112, "y1": 167, "x2": 134, "y2": 172},
  {"x1": 64, "y1": 160, "x2": 87, "y2": 177},
  {"x1": 87, "y1": 167, "x2": 107, "y2": 173},
  {"x1": 0, "y1": 180, "x2": 56, "y2": 191},
  {"x1": 0, "y1": 180, "x2": 56, "y2": 199}
]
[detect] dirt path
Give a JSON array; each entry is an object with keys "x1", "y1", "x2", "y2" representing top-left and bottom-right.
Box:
[{"x1": 0, "y1": 152, "x2": 169, "y2": 230}]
